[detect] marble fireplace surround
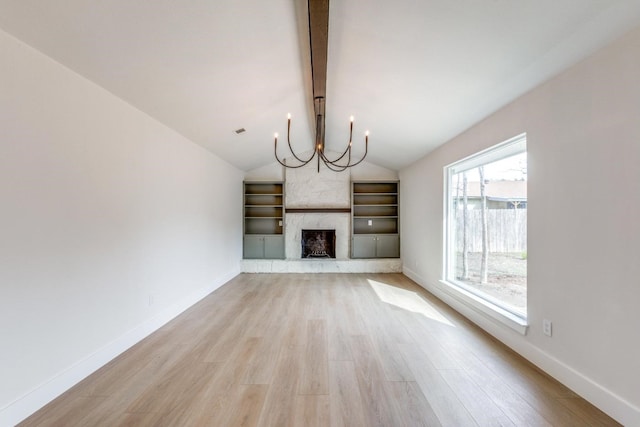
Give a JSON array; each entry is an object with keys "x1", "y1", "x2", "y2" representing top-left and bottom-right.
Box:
[
  {"x1": 283, "y1": 163, "x2": 352, "y2": 260},
  {"x1": 286, "y1": 211, "x2": 350, "y2": 260}
]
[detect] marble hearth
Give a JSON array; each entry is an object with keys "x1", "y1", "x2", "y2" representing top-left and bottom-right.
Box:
[{"x1": 241, "y1": 258, "x2": 402, "y2": 273}]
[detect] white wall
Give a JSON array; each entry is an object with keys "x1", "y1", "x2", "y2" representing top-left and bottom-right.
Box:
[
  {"x1": 0, "y1": 29, "x2": 243, "y2": 424},
  {"x1": 400, "y1": 26, "x2": 640, "y2": 425}
]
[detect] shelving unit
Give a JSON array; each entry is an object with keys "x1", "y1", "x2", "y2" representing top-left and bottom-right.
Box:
[
  {"x1": 351, "y1": 181, "x2": 400, "y2": 258},
  {"x1": 243, "y1": 182, "x2": 285, "y2": 259}
]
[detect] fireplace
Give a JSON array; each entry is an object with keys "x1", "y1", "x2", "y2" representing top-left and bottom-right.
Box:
[{"x1": 301, "y1": 229, "x2": 336, "y2": 258}]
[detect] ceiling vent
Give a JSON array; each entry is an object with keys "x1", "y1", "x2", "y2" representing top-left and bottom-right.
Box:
[{"x1": 234, "y1": 128, "x2": 246, "y2": 134}]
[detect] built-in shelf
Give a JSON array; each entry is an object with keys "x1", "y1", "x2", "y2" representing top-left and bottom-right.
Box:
[
  {"x1": 244, "y1": 181, "x2": 284, "y2": 259},
  {"x1": 352, "y1": 181, "x2": 400, "y2": 258}
]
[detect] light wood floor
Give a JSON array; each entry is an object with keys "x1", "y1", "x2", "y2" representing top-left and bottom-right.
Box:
[{"x1": 20, "y1": 273, "x2": 619, "y2": 427}]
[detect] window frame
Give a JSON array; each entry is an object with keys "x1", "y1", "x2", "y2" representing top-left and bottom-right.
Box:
[{"x1": 443, "y1": 133, "x2": 528, "y2": 331}]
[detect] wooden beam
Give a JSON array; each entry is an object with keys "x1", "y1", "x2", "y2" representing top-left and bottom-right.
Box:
[
  {"x1": 308, "y1": 0, "x2": 329, "y2": 153},
  {"x1": 285, "y1": 207, "x2": 351, "y2": 214},
  {"x1": 308, "y1": 0, "x2": 329, "y2": 104}
]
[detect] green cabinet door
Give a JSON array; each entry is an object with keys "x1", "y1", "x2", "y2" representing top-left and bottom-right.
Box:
[
  {"x1": 352, "y1": 235, "x2": 377, "y2": 258},
  {"x1": 264, "y1": 235, "x2": 285, "y2": 259},
  {"x1": 244, "y1": 235, "x2": 265, "y2": 259},
  {"x1": 376, "y1": 235, "x2": 400, "y2": 258},
  {"x1": 352, "y1": 234, "x2": 399, "y2": 258}
]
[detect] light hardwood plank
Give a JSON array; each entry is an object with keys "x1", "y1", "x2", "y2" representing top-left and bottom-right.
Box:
[
  {"x1": 557, "y1": 397, "x2": 622, "y2": 427},
  {"x1": 385, "y1": 381, "x2": 442, "y2": 427},
  {"x1": 18, "y1": 273, "x2": 620, "y2": 427},
  {"x1": 349, "y1": 335, "x2": 401, "y2": 427},
  {"x1": 223, "y1": 384, "x2": 269, "y2": 427},
  {"x1": 328, "y1": 361, "x2": 368, "y2": 427},
  {"x1": 293, "y1": 395, "x2": 330, "y2": 427},
  {"x1": 256, "y1": 345, "x2": 303, "y2": 427},
  {"x1": 298, "y1": 319, "x2": 329, "y2": 395},
  {"x1": 461, "y1": 351, "x2": 553, "y2": 426},
  {"x1": 439, "y1": 368, "x2": 516, "y2": 426},
  {"x1": 399, "y1": 343, "x2": 479, "y2": 426}
]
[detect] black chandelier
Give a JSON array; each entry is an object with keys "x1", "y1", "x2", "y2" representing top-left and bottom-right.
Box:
[
  {"x1": 273, "y1": 0, "x2": 369, "y2": 172},
  {"x1": 274, "y1": 98, "x2": 368, "y2": 172}
]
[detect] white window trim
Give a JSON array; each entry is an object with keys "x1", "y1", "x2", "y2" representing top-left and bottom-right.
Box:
[
  {"x1": 439, "y1": 279, "x2": 528, "y2": 334},
  {"x1": 442, "y1": 133, "x2": 528, "y2": 334}
]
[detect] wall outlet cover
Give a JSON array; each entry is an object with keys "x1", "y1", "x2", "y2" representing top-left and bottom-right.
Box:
[{"x1": 543, "y1": 319, "x2": 552, "y2": 337}]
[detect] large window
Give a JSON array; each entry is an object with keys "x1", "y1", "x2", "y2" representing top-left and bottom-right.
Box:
[{"x1": 445, "y1": 134, "x2": 527, "y2": 319}]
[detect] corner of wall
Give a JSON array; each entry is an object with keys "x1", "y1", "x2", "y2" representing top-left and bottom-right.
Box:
[
  {"x1": 401, "y1": 267, "x2": 640, "y2": 426},
  {"x1": 0, "y1": 268, "x2": 240, "y2": 427}
]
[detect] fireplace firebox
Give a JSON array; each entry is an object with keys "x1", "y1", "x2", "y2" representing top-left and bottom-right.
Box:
[{"x1": 301, "y1": 229, "x2": 336, "y2": 258}]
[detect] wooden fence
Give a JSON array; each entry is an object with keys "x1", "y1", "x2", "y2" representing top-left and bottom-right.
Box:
[{"x1": 455, "y1": 209, "x2": 527, "y2": 253}]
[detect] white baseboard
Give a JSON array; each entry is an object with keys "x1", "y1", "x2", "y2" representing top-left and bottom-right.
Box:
[
  {"x1": 0, "y1": 268, "x2": 240, "y2": 427},
  {"x1": 402, "y1": 267, "x2": 640, "y2": 426}
]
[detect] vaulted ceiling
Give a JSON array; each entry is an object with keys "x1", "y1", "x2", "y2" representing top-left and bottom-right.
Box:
[{"x1": 1, "y1": 0, "x2": 640, "y2": 171}]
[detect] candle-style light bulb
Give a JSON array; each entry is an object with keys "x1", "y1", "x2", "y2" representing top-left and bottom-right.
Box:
[
  {"x1": 287, "y1": 113, "x2": 291, "y2": 120},
  {"x1": 365, "y1": 130, "x2": 369, "y2": 144},
  {"x1": 274, "y1": 133, "x2": 278, "y2": 146},
  {"x1": 350, "y1": 115, "x2": 354, "y2": 122}
]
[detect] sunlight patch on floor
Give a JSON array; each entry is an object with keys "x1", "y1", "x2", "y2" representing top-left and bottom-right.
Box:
[{"x1": 368, "y1": 280, "x2": 454, "y2": 327}]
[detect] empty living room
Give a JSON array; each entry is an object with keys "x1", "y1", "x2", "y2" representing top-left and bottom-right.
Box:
[{"x1": 1, "y1": 1, "x2": 639, "y2": 426}]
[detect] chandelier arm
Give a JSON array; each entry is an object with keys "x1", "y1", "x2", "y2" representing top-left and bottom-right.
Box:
[
  {"x1": 339, "y1": 141, "x2": 368, "y2": 168},
  {"x1": 320, "y1": 143, "x2": 351, "y2": 165},
  {"x1": 274, "y1": 153, "x2": 315, "y2": 169},
  {"x1": 322, "y1": 158, "x2": 350, "y2": 172},
  {"x1": 275, "y1": 139, "x2": 316, "y2": 169},
  {"x1": 319, "y1": 137, "x2": 368, "y2": 170},
  {"x1": 317, "y1": 118, "x2": 354, "y2": 165},
  {"x1": 340, "y1": 151, "x2": 368, "y2": 168},
  {"x1": 286, "y1": 118, "x2": 316, "y2": 164},
  {"x1": 319, "y1": 143, "x2": 351, "y2": 167},
  {"x1": 323, "y1": 151, "x2": 367, "y2": 171},
  {"x1": 319, "y1": 148, "x2": 351, "y2": 172}
]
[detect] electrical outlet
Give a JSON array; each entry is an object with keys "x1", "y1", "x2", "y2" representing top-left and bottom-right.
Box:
[{"x1": 543, "y1": 319, "x2": 552, "y2": 337}]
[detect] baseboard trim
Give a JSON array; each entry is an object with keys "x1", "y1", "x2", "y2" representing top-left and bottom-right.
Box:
[
  {"x1": 402, "y1": 267, "x2": 640, "y2": 426},
  {"x1": 0, "y1": 268, "x2": 240, "y2": 427}
]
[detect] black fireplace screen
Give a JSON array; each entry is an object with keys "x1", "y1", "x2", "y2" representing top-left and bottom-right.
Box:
[{"x1": 301, "y1": 229, "x2": 336, "y2": 258}]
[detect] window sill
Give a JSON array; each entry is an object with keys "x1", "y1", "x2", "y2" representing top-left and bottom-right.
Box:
[{"x1": 439, "y1": 280, "x2": 528, "y2": 335}]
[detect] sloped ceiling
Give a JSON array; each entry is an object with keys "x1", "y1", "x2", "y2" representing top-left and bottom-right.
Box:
[{"x1": 1, "y1": 0, "x2": 640, "y2": 171}]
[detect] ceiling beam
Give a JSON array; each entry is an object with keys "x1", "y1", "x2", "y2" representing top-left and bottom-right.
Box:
[{"x1": 307, "y1": 0, "x2": 329, "y2": 146}]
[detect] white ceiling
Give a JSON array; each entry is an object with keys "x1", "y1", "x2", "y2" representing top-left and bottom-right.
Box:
[{"x1": 1, "y1": 0, "x2": 640, "y2": 171}]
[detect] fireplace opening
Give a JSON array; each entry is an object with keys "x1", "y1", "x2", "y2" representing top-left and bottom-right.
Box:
[{"x1": 301, "y1": 229, "x2": 336, "y2": 258}]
